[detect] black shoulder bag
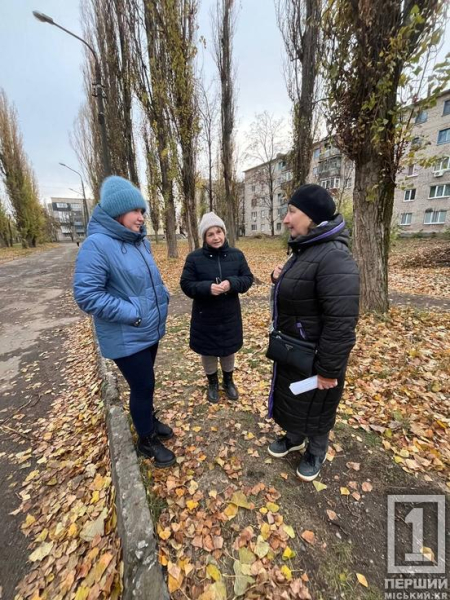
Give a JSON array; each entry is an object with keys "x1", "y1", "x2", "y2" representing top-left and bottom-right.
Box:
[{"x1": 266, "y1": 329, "x2": 316, "y2": 377}]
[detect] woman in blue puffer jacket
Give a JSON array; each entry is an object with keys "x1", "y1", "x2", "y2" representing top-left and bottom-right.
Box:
[{"x1": 73, "y1": 175, "x2": 175, "y2": 468}]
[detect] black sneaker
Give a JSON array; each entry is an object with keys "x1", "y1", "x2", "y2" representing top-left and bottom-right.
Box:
[
  {"x1": 296, "y1": 450, "x2": 326, "y2": 481},
  {"x1": 153, "y1": 412, "x2": 174, "y2": 440},
  {"x1": 137, "y1": 434, "x2": 176, "y2": 468},
  {"x1": 268, "y1": 435, "x2": 306, "y2": 458}
]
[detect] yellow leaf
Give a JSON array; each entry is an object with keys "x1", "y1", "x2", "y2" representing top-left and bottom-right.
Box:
[
  {"x1": 206, "y1": 564, "x2": 222, "y2": 581},
  {"x1": 198, "y1": 581, "x2": 227, "y2": 600},
  {"x1": 245, "y1": 432, "x2": 255, "y2": 440},
  {"x1": 255, "y1": 536, "x2": 270, "y2": 558},
  {"x1": 230, "y1": 491, "x2": 252, "y2": 509},
  {"x1": 283, "y1": 525, "x2": 295, "y2": 539},
  {"x1": 260, "y1": 523, "x2": 271, "y2": 540},
  {"x1": 186, "y1": 500, "x2": 199, "y2": 511},
  {"x1": 192, "y1": 426, "x2": 202, "y2": 432},
  {"x1": 224, "y1": 503, "x2": 239, "y2": 519},
  {"x1": 313, "y1": 481, "x2": 327, "y2": 492},
  {"x1": 421, "y1": 547, "x2": 435, "y2": 562},
  {"x1": 68, "y1": 523, "x2": 78, "y2": 537},
  {"x1": 36, "y1": 528, "x2": 48, "y2": 542},
  {"x1": 74, "y1": 587, "x2": 90, "y2": 600},
  {"x1": 340, "y1": 487, "x2": 350, "y2": 495},
  {"x1": 266, "y1": 502, "x2": 279, "y2": 513},
  {"x1": 24, "y1": 514, "x2": 36, "y2": 528},
  {"x1": 281, "y1": 565, "x2": 292, "y2": 580},
  {"x1": 29, "y1": 542, "x2": 54, "y2": 562},
  {"x1": 157, "y1": 525, "x2": 171, "y2": 540},
  {"x1": 91, "y1": 490, "x2": 100, "y2": 504},
  {"x1": 259, "y1": 507, "x2": 268, "y2": 515},
  {"x1": 356, "y1": 573, "x2": 368, "y2": 587},
  {"x1": 282, "y1": 546, "x2": 296, "y2": 560},
  {"x1": 168, "y1": 573, "x2": 183, "y2": 593}
]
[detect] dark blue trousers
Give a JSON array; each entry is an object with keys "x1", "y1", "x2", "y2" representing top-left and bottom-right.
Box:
[{"x1": 114, "y1": 343, "x2": 158, "y2": 438}]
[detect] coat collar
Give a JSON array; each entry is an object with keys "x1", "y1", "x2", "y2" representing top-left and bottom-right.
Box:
[
  {"x1": 202, "y1": 240, "x2": 230, "y2": 256},
  {"x1": 288, "y1": 214, "x2": 348, "y2": 252}
]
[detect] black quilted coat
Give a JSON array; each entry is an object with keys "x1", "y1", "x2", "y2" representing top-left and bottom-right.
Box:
[
  {"x1": 269, "y1": 214, "x2": 359, "y2": 436},
  {"x1": 180, "y1": 242, "x2": 254, "y2": 357}
]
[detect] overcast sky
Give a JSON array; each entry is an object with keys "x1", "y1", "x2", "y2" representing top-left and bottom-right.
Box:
[
  {"x1": 0, "y1": 0, "x2": 291, "y2": 204},
  {"x1": 0, "y1": 1, "x2": 448, "y2": 205}
]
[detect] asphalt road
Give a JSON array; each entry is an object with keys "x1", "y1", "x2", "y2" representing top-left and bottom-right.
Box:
[{"x1": 0, "y1": 244, "x2": 81, "y2": 599}]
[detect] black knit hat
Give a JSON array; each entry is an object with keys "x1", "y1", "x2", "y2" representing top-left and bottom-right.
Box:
[{"x1": 288, "y1": 184, "x2": 336, "y2": 224}]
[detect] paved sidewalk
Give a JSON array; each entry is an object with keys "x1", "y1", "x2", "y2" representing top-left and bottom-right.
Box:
[{"x1": 0, "y1": 244, "x2": 81, "y2": 599}]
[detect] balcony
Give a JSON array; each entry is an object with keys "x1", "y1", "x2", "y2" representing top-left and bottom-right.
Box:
[
  {"x1": 319, "y1": 147, "x2": 341, "y2": 160},
  {"x1": 318, "y1": 165, "x2": 342, "y2": 178}
]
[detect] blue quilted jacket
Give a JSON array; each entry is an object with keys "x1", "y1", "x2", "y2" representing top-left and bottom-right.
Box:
[{"x1": 73, "y1": 205, "x2": 169, "y2": 359}]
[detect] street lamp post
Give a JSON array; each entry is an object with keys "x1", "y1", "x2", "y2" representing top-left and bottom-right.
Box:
[
  {"x1": 59, "y1": 162, "x2": 90, "y2": 234},
  {"x1": 33, "y1": 11, "x2": 111, "y2": 177}
]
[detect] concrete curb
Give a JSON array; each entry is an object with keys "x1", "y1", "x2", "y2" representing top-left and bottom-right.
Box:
[{"x1": 97, "y1": 348, "x2": 170, "y2": 600}]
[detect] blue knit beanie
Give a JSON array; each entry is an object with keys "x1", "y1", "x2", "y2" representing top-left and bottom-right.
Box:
[{"x1": 100, "y1": 176, "x2": 147, "y2": 218}]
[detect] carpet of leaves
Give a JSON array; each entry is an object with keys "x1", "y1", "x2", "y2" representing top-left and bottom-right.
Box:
[
  {"x1": 389, "y1": 238, "x2": 450, "y2": 298},
  {"x1": 130, "y1": 237, "x2": 449, "y2": 599},
  {"x1": 0, "y1": 243, "x2": 59, "y2": 265},
  {"x1": 11, "y1": 319, "x2": 122, "y2": 600}
]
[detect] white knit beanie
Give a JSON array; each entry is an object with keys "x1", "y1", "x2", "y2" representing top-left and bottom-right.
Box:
[{"x1": 199, "y1": 212, "x2": 227, "y2": 241}]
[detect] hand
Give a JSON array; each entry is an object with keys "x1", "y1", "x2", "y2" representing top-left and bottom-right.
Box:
[
  {"x1": 272, "y1": 264, "x2": 284, "y2": 282},
  {"x1": 317, "y1": 375, "x2": 338, "y2": 390},
  {"x1": 219, "y1": 280, "x2": 231, "y2": 293},
  {"x1": 211, "y1": 283, "x2": 224, "y2": 296}
]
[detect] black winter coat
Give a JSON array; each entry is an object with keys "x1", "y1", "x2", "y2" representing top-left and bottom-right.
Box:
[
  {"x1": 180, "y1": 242, "x2": 254, "y2": 357},
  {"x1": 270, "y1": 214, "x2": 359, "y2": 436}
]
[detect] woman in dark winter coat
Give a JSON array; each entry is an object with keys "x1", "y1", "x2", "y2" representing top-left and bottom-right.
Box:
[
  {"x1": 180, "y1": 212, "x2": 254, "y2": 403},
  {"x1": 267, "y1": 184, "x2": 359, "y2": 481},
  {"x1": 73, "y1": 176, "x2": 175, "y2": 468}
]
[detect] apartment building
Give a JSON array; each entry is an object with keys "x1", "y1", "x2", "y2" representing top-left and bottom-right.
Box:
[
  {"x1": 243, "y1": 90, "x2": 450, "y2": 236},
  {"x1": 47, "y1": 198, "x2": 88, "y2": 241},
  {"x1": 243, "y1": 154, "x2": 292, "y2": 236},
  {"x1": 395, "y1": 89, "x2": 450, "y2": 233}
]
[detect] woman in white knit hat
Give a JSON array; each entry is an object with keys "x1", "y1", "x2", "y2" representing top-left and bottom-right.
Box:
[{"x1": 180, "y1": 212, "x2": 254, "y2": 403}]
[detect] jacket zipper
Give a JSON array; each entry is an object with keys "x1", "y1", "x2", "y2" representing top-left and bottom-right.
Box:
[
  {"x1": 217, "y1": 255, "x2": 223, "y2": 281},
  {"x1": 135, "y1": 244, "x2": 161, "y2": 332}
]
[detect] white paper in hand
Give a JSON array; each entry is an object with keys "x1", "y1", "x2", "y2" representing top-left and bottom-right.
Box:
[{"x1": 289, "y1": 375, "x2": 318, "y2": 396}]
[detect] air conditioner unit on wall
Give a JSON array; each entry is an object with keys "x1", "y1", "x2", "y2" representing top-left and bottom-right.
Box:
[{"x1": 434, "y1": 171, "x2": 444, "y2": 177}]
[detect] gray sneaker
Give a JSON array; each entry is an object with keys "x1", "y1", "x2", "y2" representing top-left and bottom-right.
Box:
[
  {"x1": 268, "y1": 435, "x2": 306, "y2": 458},
  {"x1": 296, "y1": 450, "x2": 326, "y2": 481}
]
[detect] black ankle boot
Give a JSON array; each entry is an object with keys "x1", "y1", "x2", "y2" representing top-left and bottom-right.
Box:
[
  {"x1": 137, "y1": 433, "x2": 176, "y2": 468},
  {"x1": 222, "y1": 370, "x2": 239, "y2": 400},
  {"x1": 153, "y1": 411, "x2": 174, "y2": 440},
  {"x1": 206, "y1": 372, "x2": 219, "y2": 403}
]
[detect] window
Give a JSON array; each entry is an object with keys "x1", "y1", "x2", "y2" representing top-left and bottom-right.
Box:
[
  {"x1": 277, "y1": 160, "x2": 286, "y2": 170},
  {"x1": 261, "y1": 210, "x2": 266, "y2": 219},
  {"x1": 56, "y1": 202, "x2": 68, "y2": 209},
  {"x1": 429, "y1": 184, "x2": 450, "y2": 198},
  {"x1": 411, "y1": 136, "x2": 422, "y2": 147},
  {"x1": 70, "y1": 203, "x2": 82, "y2": 210},
  {"x1": 285, "y1": 171, "x2": 292, "y2": 181},
  {"x1": 400, "y1": 213, "x2": 412, "y2": 226},
  {"x1": 251, "y1": 198, "x2": 257, "y2": 207},
  {"x1": 251, "y1": 224, "x2": 257, "y2": 231},
  {"x1": 251, "y1": 211, "x2": 257, "y2": 221},
  {"x1": 434, "y1": 156, "x2": 450, "y2": 173},
  {"x1": 437, "y1": 128, "x2": 450, "y2": 145},
  {"x1": 251, "y1": 185, "x2": 256, "y2": 192},
  {"x1": 407, "y1": 164, "x2": 417, "y2": 176},
  {"x1": 333, "y1": 177, "x2": 341, "y2": 188},
  {"x1": 345, "y1": 177, "x2": 352, "y2": 188},
  {"x1": 404, "y1": 189, "x2": 416, "y2": 202},
  {"x1": 415, "y1": 110, "x2": 427, "y2": 124},
  {"x1": 443, "y1": 100, "x2": 450, "y2": 116},
  {"x1": 278, "y1": 206, "x2": 287, "y2": 217},
  {"x1": 313, "y1": 148, "x2": 320, "y2": 159},
  {"x1": 424, "y1": 209, "x2": 447, "y2": 225},
  {"x1": 313, "y1": 167, "x2": 318, "y2": 177},
  {"x1": 276, "y1": 222, "x2": 282, "y2": 231}
]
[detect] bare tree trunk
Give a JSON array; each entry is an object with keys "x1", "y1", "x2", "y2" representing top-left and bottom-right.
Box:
[
  {"x1": 215, "y1": 0, "x2": 236, "y2": 246},
  {"x1": 353, "y1": 157, "x2": 395, "y2": 313}
]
